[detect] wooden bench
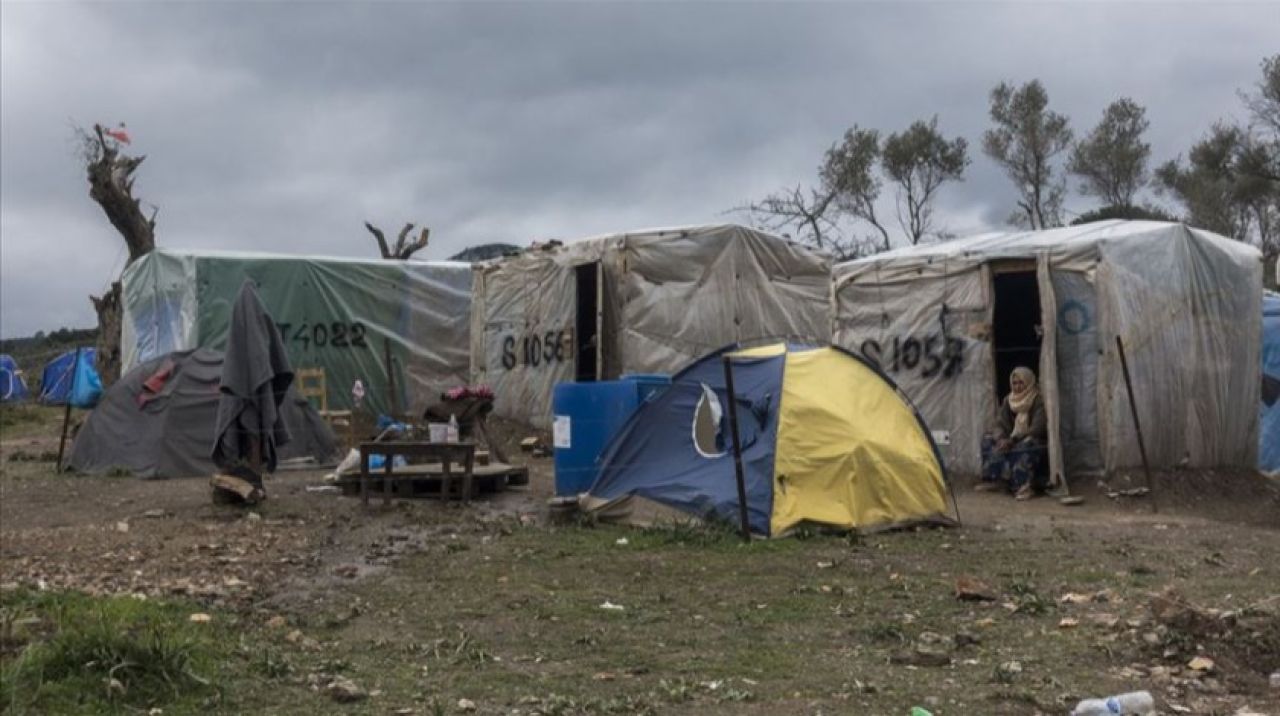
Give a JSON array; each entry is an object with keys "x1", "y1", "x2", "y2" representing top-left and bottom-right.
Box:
[{"x1": 358, "y1": 441, "x2": 476, "y2": 506}]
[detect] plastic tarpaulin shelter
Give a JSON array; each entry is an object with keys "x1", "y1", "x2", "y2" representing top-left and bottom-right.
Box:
[
  {"x1": 581, "y1": 343, "x2": 953, "y2": 536},
  {"x1": 38, "y1": 348, "x2": 102, "y2": 407},
  {"x1": 471, "y1": 225, "x2": 832, "y2": 428},
  {"x1": 121, "y1": 249, "x2": 472, "y2": 417},
  {"x1": 68, "y1": 348, "x2": 337, "y2": 478},
  {"x1": 832, "y1": 221, "x2": 1261, "y2": 484},
  {"x1": 1260, "y1": 292, "x2": 1280, "y2": 474},
  {"x1": 0, "y1": 354, "x2": 30, "y2": 402}
]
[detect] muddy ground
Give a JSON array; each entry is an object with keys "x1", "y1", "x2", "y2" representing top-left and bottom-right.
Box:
[{"x1": 2, "y1": 405, "x2": 1279, "y2": 715}]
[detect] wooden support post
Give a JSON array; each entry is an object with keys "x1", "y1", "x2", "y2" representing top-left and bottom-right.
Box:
[
  {"x1": 55, "y1": 347, "x2": 82, "y2": 472},
  {"x1": 384, "y1": 442, "x2": 394, "y2": 505},
  {"x1": 1115, "y1": 336, "x2": 1158, "y2": 513},
  {"x1": 360, "y1": 445, "x2": 371, "y2": 506},
  {"x1": 382, "y1": 337, "x2": 399, "y2": 418},
  {"x1": 721, "y1": 355, "x2": 752, "y2": 542}
]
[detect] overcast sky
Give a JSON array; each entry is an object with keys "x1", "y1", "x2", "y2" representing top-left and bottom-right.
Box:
[{"x1": 1, "y1": 1, "x2": 1275, "y2": 338}]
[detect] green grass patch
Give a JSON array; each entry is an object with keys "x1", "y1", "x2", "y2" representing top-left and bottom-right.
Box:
[{"x1": 0, "y1": 589, "x2": 228, "y2": 714}]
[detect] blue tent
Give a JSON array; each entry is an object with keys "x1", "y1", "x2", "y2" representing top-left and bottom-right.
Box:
[
  {"x1": 1, "y1": 354, "x2": 31, "y2": 402},
  {"x1": 1261, "y1": 292, "x2": 1280, "y2": 473},
  {"x1": 39, "y1": 348, "x2": 103, "y2": 408}
]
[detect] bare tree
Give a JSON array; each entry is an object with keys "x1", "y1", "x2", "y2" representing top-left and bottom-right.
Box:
[
  {"x1": 1068, "y1": 98, "x2": 1151, "y2": 209},
  {"x1": 1242, "y1": 54, "x2": 1280, "y2": 140},
  {"x1": 983, "y1": 80, "x2": 1073, "y2": 229},
  {"x1": 820, "y1": 127, "x2": 893, "y2": 252},
  {"x1": 738, "y1": 185, "x2": 833, "y2": 250},
  {"x1": 364, "y1": 221, "x2": 431, "y2": 260},
  {"x1": 77, "y1": 123, "x2": 156, "y2": 384},
  {"x1": 735, "y1": 184, "x2": 880, "y2": 261},
  {"x1": 1239, "y1": 54, "x2": 1280, "y2": 184},
  {"x1": 881, "y1": 117, "x2": 970, "y2": 244}
]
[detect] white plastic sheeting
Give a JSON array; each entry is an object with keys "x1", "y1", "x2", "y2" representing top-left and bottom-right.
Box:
[
  {"x1": 471, "y1": 225, "x2": 833, "y2": 427},
  {"x1": 833, "y1": 221, "x2": 1261, "y2": 479},
  {"x1": 121, "y1": 248, "x2": 472, "y2": 417}
]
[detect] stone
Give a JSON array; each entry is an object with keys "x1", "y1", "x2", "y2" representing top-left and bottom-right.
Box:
[
  {"x1": 954, "y1": 576, "x2": 997, "y2": 601},
  {"x1": 1187, "y1": 656, "x2": 1215, "y2": 672},
  {"x1": 953, "y1": 631, "x2": 981, "y2": 648},
  {"x1": 890, "y1": 646, "x2": 951, "y2": 667},
  {"x1": 996, "y1": 660, "x2": 1023, "y2": 680},
  {"x1": 325, "y1": 676, "x2": 366, "y2": 703}
]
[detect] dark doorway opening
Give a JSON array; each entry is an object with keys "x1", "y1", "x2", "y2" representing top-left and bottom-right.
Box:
[
  {"x1": 574, "y1": 262, "x2": 600, "y2": 382},
  {"x1": 991, "y1": 268, "x2": 1042, "y2": 402}
]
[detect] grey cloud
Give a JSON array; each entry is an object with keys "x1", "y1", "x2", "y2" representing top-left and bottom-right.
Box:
[{"x1": 2, "y1": 1, "x2": 1276, "y2": 337}]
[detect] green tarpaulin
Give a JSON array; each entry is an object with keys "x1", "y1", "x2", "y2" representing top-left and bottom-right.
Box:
[{"x1": 122, "y1": 249, "x2": 471, "y2": 416}]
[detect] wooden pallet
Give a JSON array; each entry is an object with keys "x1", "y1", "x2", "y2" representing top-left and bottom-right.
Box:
[{"x1": 338, "y1": 462, "x2": 529, "y2": 500}]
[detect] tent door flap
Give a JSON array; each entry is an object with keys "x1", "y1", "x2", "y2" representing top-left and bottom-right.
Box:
[{"x1": 1036, "y1": 254, "x2": 1067, "y2": 492}]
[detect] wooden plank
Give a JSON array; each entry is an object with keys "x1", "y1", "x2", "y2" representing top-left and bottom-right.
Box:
[{"x1": 211, "y1": 473, "x2": 264, "y2": 504}]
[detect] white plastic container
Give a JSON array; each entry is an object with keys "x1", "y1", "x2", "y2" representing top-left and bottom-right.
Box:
[
  {"x1": 1071, "y1": 691, "x2": 1155, "y2": 715},
  {"x1": 428, "y1": 422, "x2": 449, "y2": 443}
]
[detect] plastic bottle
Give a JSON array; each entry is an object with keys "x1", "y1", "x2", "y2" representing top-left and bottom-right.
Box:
[
  {"x1": 447, "y1": 414, "x2": 460, "y2": 443},
  {"x1": 1070, "y1": 691, "x2": 1155, "y2": 715}
]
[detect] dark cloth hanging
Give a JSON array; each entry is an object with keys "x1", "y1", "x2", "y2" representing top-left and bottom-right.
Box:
[{"x1": 211, "y1": 281, "x2": 294, "y2": 473}]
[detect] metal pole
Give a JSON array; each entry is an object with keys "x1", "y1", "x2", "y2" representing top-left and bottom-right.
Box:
[
  {"x1": 721, "y1": 355, "x2": 752, "y2": 541},
  {"x1": 1115, "y1": 336, "x2": 1157, "y2": 513},
  {"x1": 55, "y1": 347, "x2": 82, "y2": 472}
]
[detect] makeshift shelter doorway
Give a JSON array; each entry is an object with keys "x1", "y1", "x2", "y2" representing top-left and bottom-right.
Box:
[
  {"x1": 574, "y1": 261, "x2": 603, "y2": 382},
  {"x1": 991, "y1": 259, "x2": 1066, "y2": 491},
  {"x1": 990, "y1": 263, "x2": 1042, "y2": 401}
]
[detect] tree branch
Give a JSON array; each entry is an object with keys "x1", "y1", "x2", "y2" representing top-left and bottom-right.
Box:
[
  {"x1": 364, "y1": 221, "x2": 391, "y2": 258},
  {"x1": 399, "y1": 226, "x2": 430, "y2": 259}
]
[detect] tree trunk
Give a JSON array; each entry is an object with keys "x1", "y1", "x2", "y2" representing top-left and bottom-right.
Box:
[
  {"x1": 83, "y1": 124, "x2": 156, "y2": 386},
  {"x1": 91, "y1": 282, "x2": 123, "y2": 386}
]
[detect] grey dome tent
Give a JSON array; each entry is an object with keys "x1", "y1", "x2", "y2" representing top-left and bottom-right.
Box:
[{"x1": 68, "y1": 348, "x2": 338, "y2": 478}]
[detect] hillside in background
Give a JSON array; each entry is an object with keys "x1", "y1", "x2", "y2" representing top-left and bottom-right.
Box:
[
  {"x1": 448, "y1": 243, "x2": 521, "y2": 262},
  {"x1": 0, "y1": 327, "x2": 98, "y2": 375}
]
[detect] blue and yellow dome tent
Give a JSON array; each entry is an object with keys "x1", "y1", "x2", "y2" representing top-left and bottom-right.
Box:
[{"x1": 581, "y1": 342, "x2": 957, "y2": 536}]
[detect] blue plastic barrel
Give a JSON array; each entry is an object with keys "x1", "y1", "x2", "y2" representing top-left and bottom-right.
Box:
[
  {"x1": 622, "y1": 373, "x2": 671, "y2": 404},
  {"x1": 552, "y1": 381, "x2": 641, "y2": 496}
]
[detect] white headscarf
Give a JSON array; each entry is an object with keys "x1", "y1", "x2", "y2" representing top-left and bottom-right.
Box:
[{"x1": 1007, "y1": 366, "x2": 1039, "y2": 439}]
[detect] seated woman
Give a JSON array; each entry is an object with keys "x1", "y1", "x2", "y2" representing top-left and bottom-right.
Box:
[{"x1": 979, "y1": 366, "x2": 1048, "y2": 500}]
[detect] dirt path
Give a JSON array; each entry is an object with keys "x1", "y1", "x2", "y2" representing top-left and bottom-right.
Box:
[{"x1": 3, "y1": 407, "x2": 1279, "y2": 714}]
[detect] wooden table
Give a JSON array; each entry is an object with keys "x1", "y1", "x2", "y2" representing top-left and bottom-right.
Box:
[{"x1": 359, "y1": 441, "x2": 476, "y2": 506}]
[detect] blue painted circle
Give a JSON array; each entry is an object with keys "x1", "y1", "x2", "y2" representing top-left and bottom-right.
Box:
[{"x1": 1058, "y1": 300, "x2": 1091, "y2": 335}]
